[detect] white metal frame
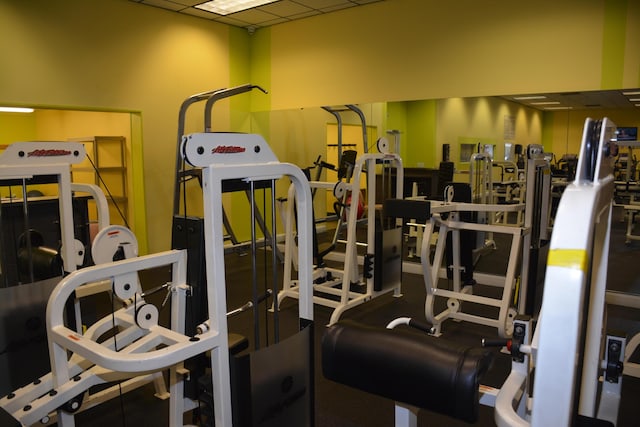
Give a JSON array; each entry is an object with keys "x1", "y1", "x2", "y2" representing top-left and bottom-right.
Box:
[
  {"x1": 1, "y1": 134, "x2": 315, "y2": 427},
  {"x1": 383, "y1": 118, "x2": 621, "y2": 427},
  {"x1": 278, "y1": 150, "x2": 404, "y2": 325},
  {"x1": 419, "y1": 149, "x2": 551, "y2": 337},
  {"x1": 0, "y1": 142, "x2": 87, "y2": 276},
  {"x1": 496, "y1": 117, "x2": 621, "y2": 426},
  {"x1": 420, "y1": 200, "x2": 524, "y2": 337}
]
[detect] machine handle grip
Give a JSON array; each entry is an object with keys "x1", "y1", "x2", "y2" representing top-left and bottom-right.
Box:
[
  {"x1": 482, "y1": 338, "x2": 510, "y2": 348},
  {"x1": 408, "y1": 319, "x2": 435, "y2": 335}
]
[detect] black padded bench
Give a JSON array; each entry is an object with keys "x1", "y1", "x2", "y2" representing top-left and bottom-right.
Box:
[{"x1": 322, "y1": 320, "x2": 493, "y2": 423}]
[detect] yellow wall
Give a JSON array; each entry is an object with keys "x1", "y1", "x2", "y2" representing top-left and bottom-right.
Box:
[
  {"x1": 1, "y1": 0, "x2": 639, "y2": 252},
  {"x1": 437, "y1": 97, "x2": 543, "y2": 172},
  {"x1": 0, "y1": 0, "x2": 237, "y2": 252},
  {"x1": 268, "y1": 0, "x2": 640, "y2": 109},
  {"x1": 0, "y1": 113, "x2": 36, "y2": 147}
]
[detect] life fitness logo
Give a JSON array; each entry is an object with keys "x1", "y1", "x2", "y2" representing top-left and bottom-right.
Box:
[
  {"x1": 212, "y1": 145, "x2": 246, "y2": 154},
  {"x1": 27, "y1": 149, "x2": 72, "y2": 157}
]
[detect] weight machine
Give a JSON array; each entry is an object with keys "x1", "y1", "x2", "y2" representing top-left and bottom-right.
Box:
[
  {"x1": 416, "y1": 144, "x2": 551, "y2": 337},
  {"x1": 0, "y1": 141, "x2": 155, "y2": 425},
  {"x1": 278, "y1": 138, "x2": 404, "y2": 325},
  {"x1": 172, "y1": 84, "x2": 280, "y2": 257},
  {"x1": 322, "y1": 117, "x2": 624, "y2": 427},
  {"x1": 1, "y1": 128, "x2": 316, "y2": 426}
]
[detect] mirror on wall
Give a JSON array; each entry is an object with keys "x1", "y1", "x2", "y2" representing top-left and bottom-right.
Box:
[{"x1": 269, "y1": 89, "x2": 640, "y2": 174}]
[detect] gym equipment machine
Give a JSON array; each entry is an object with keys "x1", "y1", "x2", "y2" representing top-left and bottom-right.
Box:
[
  {"x1": 322, "y1": 117, "x2": 623, "y2": 427},
  {"x1": 278, "y1": 138, "x2": 404, "y2": 325},
  {"x1": 0, "y1": 129, "x2": 315, "y2": 426},
  {"x1": 415, "y1": 144, "x2": 551, "y2": 337}
]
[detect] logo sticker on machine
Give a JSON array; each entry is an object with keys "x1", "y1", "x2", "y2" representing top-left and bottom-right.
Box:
[
  {"x1": 212, "y1": 145, "x2": 246, "y2": 154},
  {"x1": 27, "y1": 149, "x2": 72, "y2": 157}
]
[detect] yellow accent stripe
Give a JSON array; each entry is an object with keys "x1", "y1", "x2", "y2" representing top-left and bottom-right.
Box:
[{"x1": 548, "y1": 249, "x2": 588, "y2": 271}]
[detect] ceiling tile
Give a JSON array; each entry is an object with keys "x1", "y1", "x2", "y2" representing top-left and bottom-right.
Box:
[
  {"x1": 130, "y1": 0, "x2": 386, "y2": 29},
  {"x1": 320, "y1": 4, "x2": 356, "y2": 12},
  {"x1": 181, "y1": 7, "x2": 221, "y2": 19},
  {"x1": 291, "y1": 0, "x2": 355, "y2": 8},
  {"x1": 227, "y1": 8, "x2": 280, "y2": 24},
  {"x1": 140, "y1": 0, "x2": 186, "y2": 11},
  {"x1": 171, "y1": 0, "x2": 207, "y2": 6},
  {"x1": 286, "y1": 10, "x2": 322, "y2": 20},
  {"x1": 259, "y1": 1, "x2": 313, "y2": 17}
]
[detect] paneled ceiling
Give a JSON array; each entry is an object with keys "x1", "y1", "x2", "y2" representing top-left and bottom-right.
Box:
[{"x1": 130, "y1": 0, "x2": 385, "y2": 31}]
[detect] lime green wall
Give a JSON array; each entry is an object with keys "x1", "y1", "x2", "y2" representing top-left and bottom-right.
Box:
[
  {"x1": 406, "y1": 100, "x2": 438, "y2": 168},
  {"x1": 602, "y1": 0, "x2": 628, "y2": 88}
]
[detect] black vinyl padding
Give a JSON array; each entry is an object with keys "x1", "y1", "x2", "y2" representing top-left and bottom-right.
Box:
[
  {"x1": 574, "y1": 415, "x2": 615, "y2": 427},
  {"x1": 321, "y1": 320, "x2": 493, "y2": 423},
  {"x1": 0, "y1": 406, "x2": 19, "y2": 427}
]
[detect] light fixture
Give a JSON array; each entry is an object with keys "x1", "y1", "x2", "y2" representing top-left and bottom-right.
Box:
[
  {"x1": 628, "y1": 98, "x2": 640, "y2": 102},
  {"x1": 544, "y1": 106, "x2": 573, "y2": 110},
  {"x1": 0, "y1": 107, "x2": 34, "y2": 113},
  {"x1": 530, "y1": 101, "x2": 561, "y2": 105},
  {"x1": 513, "y1": 95, "x2": 547, "y2": 100},
  {"x1": 195, "y1": 0, "x2": 278, "y2": 15},
  {"x1": 622, "y1": 91, "x2": 640, "y2": 96}
]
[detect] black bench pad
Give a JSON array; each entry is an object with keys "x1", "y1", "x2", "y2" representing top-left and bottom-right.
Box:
[{"x1": 322, "y1": 320, "x2": 493, "y2": 423}]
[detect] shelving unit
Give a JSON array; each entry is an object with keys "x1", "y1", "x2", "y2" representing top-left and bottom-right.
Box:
[{"x1": 70, "y1": 136, "x2": 128, "y2": 225}]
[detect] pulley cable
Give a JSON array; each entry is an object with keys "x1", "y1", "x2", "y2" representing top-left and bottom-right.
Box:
[{"x1": 86, "y1": 155, "x2": 130, "y2": 229}]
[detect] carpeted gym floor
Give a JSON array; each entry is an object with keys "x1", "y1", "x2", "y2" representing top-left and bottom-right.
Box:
[{"x1": 3, "y1": 204, "x2": 640, "y2": 426}]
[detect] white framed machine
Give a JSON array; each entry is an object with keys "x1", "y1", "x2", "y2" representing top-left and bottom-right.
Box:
[
  {"x1": 278, "y1": 139, "x2": 405, "y2": 325},
  {"x1": 0, "y1": 129, "x2": 316, "y2": 427},
  {"x1": 321, "y1": 117, "x2": 626, "y2": 427}
]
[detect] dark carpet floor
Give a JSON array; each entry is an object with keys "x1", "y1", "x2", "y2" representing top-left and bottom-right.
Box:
[{"x1": 3, "y1": 204, "x2": 640, "y2": 426}]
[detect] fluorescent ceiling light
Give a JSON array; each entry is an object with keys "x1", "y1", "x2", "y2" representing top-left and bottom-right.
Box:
[
  {"x1": 544, "y1": 106, "x2": 573, "y2": 110},
  {"x1": 0, "y1": 107, "x2": 34, "y2": 113},
  {"x1": 628, "y1": 98, "x2": 640, "y2": 102},
  {"x1": 622, "y1": 91, "x2": 640, "y2": 95},
  {"x1": 530, "y1": 101, "x2": 561, "y2": 105},
  {"x1": 513, "y1": 96, "x2": 547, "y2": 100},
  {"x1": 195, "y1": 0, "x2": 278, "y2": 15}
]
